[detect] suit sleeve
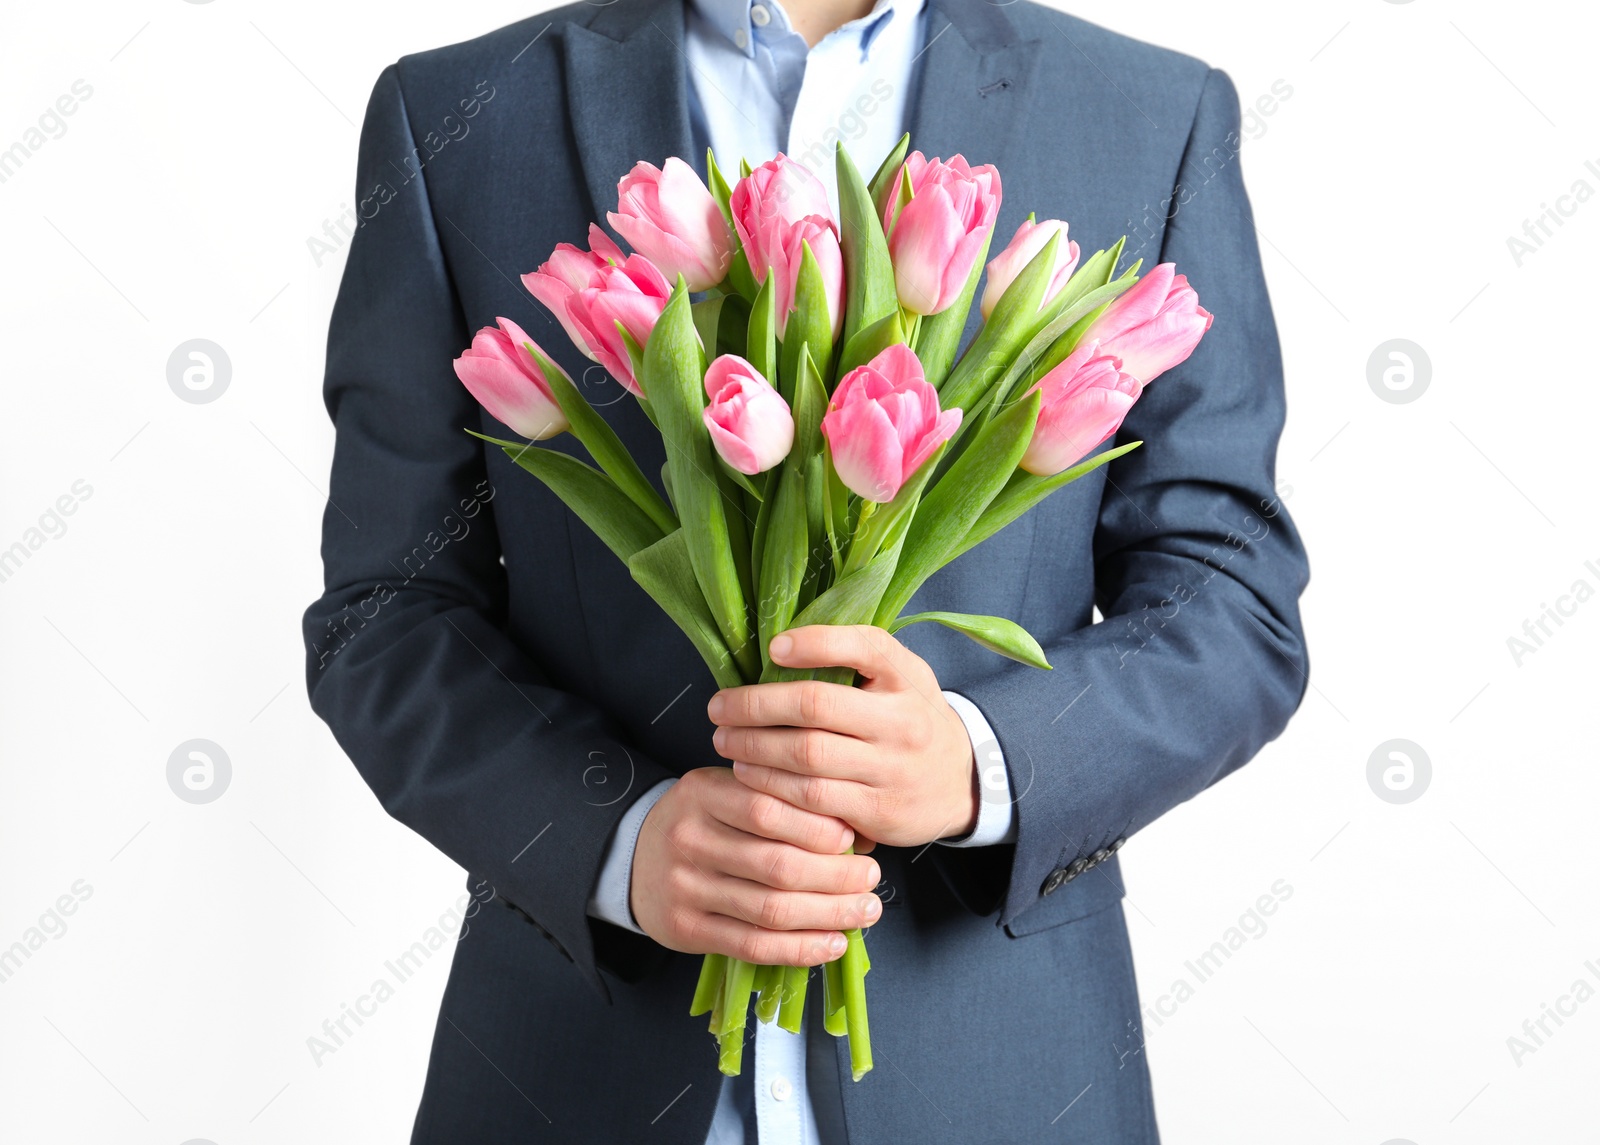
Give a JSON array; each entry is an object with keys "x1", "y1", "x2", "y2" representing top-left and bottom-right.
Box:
[
  {"x1": 960, "y1": 67, "x2": 1311, "y2": 930},
  {"x1": 302, "y1": 64, "x2": 674, "y2": 998}
]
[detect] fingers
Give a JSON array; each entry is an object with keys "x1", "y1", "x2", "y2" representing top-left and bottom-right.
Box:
[
  {"x1": 673, "y1": 909, "x2": 849, "y2": 967},
  {"x1": 766, "y1": 625, "x2": 909, "y2": 687},
  {"x1": 712, "y1": 725, "x2": 867, "y2": 781},
  {"x1": 702, "y1": 777, "x2": 855, "y2": 854},
  {"x1": 733, "y1": 761, "x2": 875, "y2": 825},
  {"x1": 707, "y1": 678, "x2": 877, "y2": 735},
  {"x1": 708, "y1": 822, "x2": 880, "y2": 894},
  {"x1": 712, "y1": 875, "x2": 883, "y2": 935}
]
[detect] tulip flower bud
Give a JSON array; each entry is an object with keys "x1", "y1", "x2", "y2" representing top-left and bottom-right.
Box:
[
  {"x1": 822, "y1": 344, "x2": 962, "y2": 502},
  {"x1": 882, "y1": 152, "x2": 1002, "y2": 316},
  {"x1": 701, "y1": 355, "x2": 794, "y2": 475},
  {"x1": 522, "y1": 224, "x2": 670, "y2": 396},
  {"x1": 1079, "y1": 263, "x2": 1213, "y2": 386},
  {"x1": 608, "y1": 158, "x2": 735, "y2": 292},
  {"x1": 1019, "y1": 341, "x2": 1140, "y2": 477},
  {"x1": 453, "y1": 318, "x2": 570, "y2": 441},
  {"x1": 980, "y1": 218, "x2": 1080, "y2": 320},
  {"x1": 730, "y1": 155, "x2": 844, "y2": 339}
]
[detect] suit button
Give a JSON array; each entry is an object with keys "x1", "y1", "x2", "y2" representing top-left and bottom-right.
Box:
[
  {"x1": 1064, "y1": 857, "x2": 1089, "y2": 882},
  {"x1": 1041, "y1": 869, "x2": 1067, "y2": 896},
  {"x1": 1091, "y1": 848, "x2": 1111, "y2": 864},
  {"x1": 1110, "y1": 837, "x2": 1125, "y2": 852}
]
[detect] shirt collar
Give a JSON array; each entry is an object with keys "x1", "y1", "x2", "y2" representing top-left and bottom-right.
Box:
[{"x1": 691, "y1": 0, "x2": 920, "y2": 60}]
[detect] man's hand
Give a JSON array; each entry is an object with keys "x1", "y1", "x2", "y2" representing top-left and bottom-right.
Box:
[
  {"x1": 708, "y1": 625, "x2": 979, "y2": 849},
  {"x1": 630, "y1": 766, "x2": 883, "y2": 966}
]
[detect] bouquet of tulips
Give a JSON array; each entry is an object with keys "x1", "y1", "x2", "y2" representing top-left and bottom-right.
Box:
[{"x1": 451, "y1": 136, "x2": 1212, "y2": 1081}]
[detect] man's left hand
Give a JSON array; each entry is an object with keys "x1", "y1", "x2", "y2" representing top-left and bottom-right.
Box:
[{"x1": 707, "y1": 625, "x2": 978, "y2": 849}]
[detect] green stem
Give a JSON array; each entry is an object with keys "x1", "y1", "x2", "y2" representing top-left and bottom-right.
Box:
[
  {"x1": 777, "y1": 964, "x2": 810, "y2": 1035},
  {"x1": 717, "y1": 957, "x2": 758, "y2": 1075},
  {"x1": 841, "y1": 500, "x2": 879, "y2": 575},
  {"x1": 754, "y1": 963, "x2": 783, "y2": 1024},
  {"x1": 841, "y1": 929, "x2": 873, "y2": 1080},
  {"x1": 823, "y1": 956, "x2": 847, "y2": 1036},
  {"x1": 691, "y1": 953, "x2": 726, "y2": 1016}
]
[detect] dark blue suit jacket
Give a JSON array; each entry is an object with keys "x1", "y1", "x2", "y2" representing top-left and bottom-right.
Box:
[{"x1": 303, "y1": 1, "x2": 1309, "y2": 1140}]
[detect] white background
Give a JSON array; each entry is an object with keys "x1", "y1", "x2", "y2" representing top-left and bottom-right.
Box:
[{"x1": 1, "y1": 1, "x2": 1595, "y2": 1141}]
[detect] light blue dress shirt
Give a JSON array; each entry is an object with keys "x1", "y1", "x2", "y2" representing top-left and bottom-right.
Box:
[{"x1": 586, "y1": 1, "x2": 1017, "y2": 1140}]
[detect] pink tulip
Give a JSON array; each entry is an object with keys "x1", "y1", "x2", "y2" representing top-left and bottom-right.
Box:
[
  {"x1": 522, "y1": 224, "x2": 670, "y2": 396},
  {"x1": 1019, "y1": 341, "x2": 1141, "y2": 477},
  {"x1": 701, "y1": 355, "x2": 794, "y2": 475},
  {"x1": 882, "y1": 152, "x2": 1002, "y2": 316},
  {"x1": 980, "y1": 218, "x2": 1080, "y2": 320},
  {"x1": 822, "y1": 344, "x2": 962, "y2": 502},
  {"x1": 732, "y1": 153, "x2": 833, "y2": 230},
  {"x1": 607, "y1": 158, "x2": 735, "y2": 292},
  {"x1": 1080, "y1": 263, "x2": 1213, "y2": 386},
  {"x1": 453, "y1": 317, "x2": 570, "y2": 441},
  {"x1": 730, "y1": 155, "x2": 843, "y2": 339}
]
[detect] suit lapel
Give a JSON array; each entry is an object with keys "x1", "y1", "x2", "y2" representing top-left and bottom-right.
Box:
[
  {"x1": 563, "y1": 0, "x2": 697, "y2": 225},
  {"x1": 896, "y1": 0, "x2": 1043, "y2": 351},
  {"x1": 904, "y1": 0, "x2": 1042, "y2": 176}
]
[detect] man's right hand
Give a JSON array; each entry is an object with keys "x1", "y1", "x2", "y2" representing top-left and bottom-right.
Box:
[{"x1": 630, "y1": 767, "x2": 883, "y2": 966}]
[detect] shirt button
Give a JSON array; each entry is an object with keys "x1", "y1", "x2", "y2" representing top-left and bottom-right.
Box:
[
  {"x1": 750, "y1": 4, "x2": 771, "y2": 27},
  {"x1": 770, "y1": 1076, "x2": 792, "y2": 1101},
  {"x1": 734, "y1": 27, "x2": 749, "y2": 49}
]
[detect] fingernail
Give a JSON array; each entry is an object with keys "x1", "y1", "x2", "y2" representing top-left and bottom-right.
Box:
[
  {"x1": 828, "y1": 933, "x2": 848, "y2": 955},
  {"x1": 862, "y1": 896, "x2": 881, "y2": 922},
  {"x1": 707, "y1": 693, "x2": 724, "y2": 720},
  {"x1": 867, "y1": 861, "x2": 881, "y2": 886},
  {"x1": 712, "y1": 727, "x2": 727, "y2": 751},
  {"x1": 770, "y1": 634, "x2": 793, "y2": 661}
]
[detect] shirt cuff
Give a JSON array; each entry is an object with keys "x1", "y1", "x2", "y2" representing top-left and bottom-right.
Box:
[
  {"x1": 587, "y1": 776, "x2": 677, "y2": 934},
  {"x1": 936, "y1": 690, "x2": 1016, "y2": 848}
]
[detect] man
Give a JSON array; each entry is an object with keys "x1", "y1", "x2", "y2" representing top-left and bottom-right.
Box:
[{"x1": 303, "y1": 0, "x2": 1310, "y2": 1141}]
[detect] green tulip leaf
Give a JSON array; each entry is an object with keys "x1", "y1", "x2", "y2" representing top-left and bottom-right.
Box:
[
  {"x1": 868, "y1": 134, "x2": 910, "y2": 221},
  {"x1": 642, "y1": 282, "x2": 758, "y2": 679},
  {"x1": 628, "y1": 529, "x2": 745, "y2": 690},
  {"x1": 707, "y1": 148, "x2": 736, "y2": 232},
  {"x1": 914, "y1": 226, "x2": 992, "y2": 391},
  {"x1": 954, "y1": 440, "x2": 1143, "y2": 560},
  {"x1": 756, "y1": 463, "x2": 809, "y2": 673},
  {"x1": 469, "y1": 432, "x2": 665, "y2": 565},
  {"x1": 778, "y1": 240, "x2": 834, "y2": 402},
  {"x1": 977, "y1": 263, "x2": 1143, "y2": 428},
  {"x1": 873, "y1": 390, "x2": 1040, "y2": 624},
  {"x1": 747, "y1": 272, "x2": 778, "y2": 384},
  {"x1": 836, "y1": 141, "x2": 899, "y2": 352},
  {"x1": 937, "y1": 229, "x2": 1064, "y2": 419},
  {"x1": 836, "y1": 310, "x2": 906, "y2": 379},
  {"x1": 887, "y1": 611, "x2": 1051, "y2": 670},
  {"x1": 524, "y1": 343, "x2": 677, "y2": 534},
  {"x1": 727, "y1": 248, "x2": 760, "y2": 302},
  {"x1": 716, "y1": 457, "x2": 765, "y2": 502}
]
